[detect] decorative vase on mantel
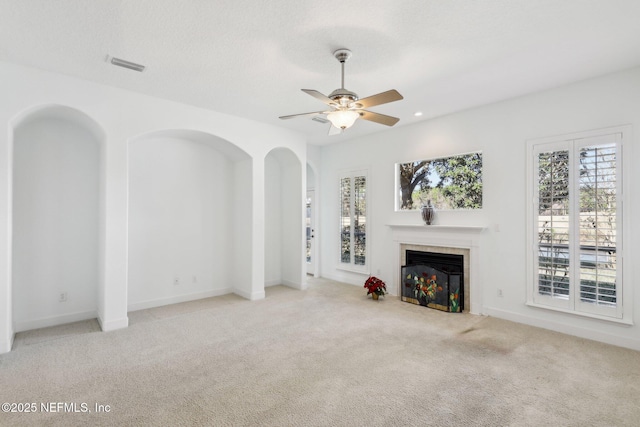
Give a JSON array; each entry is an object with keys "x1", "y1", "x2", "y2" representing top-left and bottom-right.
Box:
[
  {"x1": 372, "y1": 293, "x2": 380, "y2": 300},
  {"x1": 421, "y1": 200, "x2": 435, "y2": 225}
]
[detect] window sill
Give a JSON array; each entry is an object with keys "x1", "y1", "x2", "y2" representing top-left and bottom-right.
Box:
[{"x1": 526, "y1": 301, "x2": 633, "y2": 326}]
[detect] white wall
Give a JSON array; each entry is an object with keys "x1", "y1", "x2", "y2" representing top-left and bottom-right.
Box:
[
  {"x1": 264, "y1": 155, "x2": 283, "y2": 285},
  {"x1": 306, "y1": 163, "x2": 316, "y2": 189},
  {"x1": 264, "y1": 148, "x2": 304, "y2": 289},
  {"x1": 12, "y1": 114, "x2": 101, "y2": 331},
  {"x1": 281, "y1": 154, "x2": 303, "y2": 287},
  {"x1": 0, "y1": 61, "x2": 307, "y2": 353},
  {"x1": 232, "y1": 157, "x2": 258, "y2": 300},
  {"x1": 128, "y1": 134, "x2": 240, "y2": 310},
  {"x1": 319, "y1": 67, "x2": 640, "y2": 350},
  {"x1": 306, "y1": 145, "x2": 322, "y2": 278}
]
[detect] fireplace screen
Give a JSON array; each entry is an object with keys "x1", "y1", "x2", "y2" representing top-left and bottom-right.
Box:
[{"x1": 402, "y1": 265, "x2": 462, "y2": 312}]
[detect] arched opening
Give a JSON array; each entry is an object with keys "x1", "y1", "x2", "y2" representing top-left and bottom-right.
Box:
[
  {"x1": 264, "y1": 148, "x2": 304, "y2": 290},
  {"x1": 12, "y1": 105, "x2": 104, "y2": 332},
  {"x1": 127, "y1": 129, "x2": 252, "y2": 310}
]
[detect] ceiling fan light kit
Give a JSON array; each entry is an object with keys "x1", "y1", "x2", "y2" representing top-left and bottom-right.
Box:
[
  {"x1": 279, "y1": 48, "x2": 403, "y2": 134},
  {"x1": 327, "y1": 109, "x2": 359, "y2": 129}
]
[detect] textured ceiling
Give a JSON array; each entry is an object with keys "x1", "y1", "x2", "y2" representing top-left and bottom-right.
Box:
[{"x1": 2, "y1": 1, "x2": 640, "y2": 145}]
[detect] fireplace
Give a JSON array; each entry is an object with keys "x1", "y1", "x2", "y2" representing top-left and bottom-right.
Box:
[
  {"x1": 390, "y1": 224, "x2": 484, "y2": 314},
  {"x1": 402, "y1": 250, "x2": 464, "y2": 312},
  {"x1": 398, "y1": 243, "x2": 471, "y2": 313}
]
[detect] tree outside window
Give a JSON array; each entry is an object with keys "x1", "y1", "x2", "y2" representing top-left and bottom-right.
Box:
[{"x1": 397, "y1": 152, "x2": 482, "y2": 210}]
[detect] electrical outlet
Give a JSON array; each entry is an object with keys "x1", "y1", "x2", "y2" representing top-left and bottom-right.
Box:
[
  {"x1": 59, "y1": 292, "x2": 68, "y2": 302},
  {"x1": 497, "y1": 289, "x2": 503, "y2": 297}
]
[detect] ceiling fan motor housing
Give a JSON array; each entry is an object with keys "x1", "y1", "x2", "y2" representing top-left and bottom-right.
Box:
[
  {"x1": 328, "y1": 88, "x2": 359, "y2": 107},
  {"x1": 333, "y1": 49, "x2": 352, "y2": 63}
]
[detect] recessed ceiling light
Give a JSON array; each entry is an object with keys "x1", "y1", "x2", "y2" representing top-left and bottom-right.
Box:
[
  {"x1": 107, "y1": 56, "x2": 146, "y2": 72},
  {"x1": 414, "y1": 111, "x2": 423, "y2": 117}
]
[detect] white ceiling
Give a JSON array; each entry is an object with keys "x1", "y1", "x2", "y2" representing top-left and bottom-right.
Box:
[{"x1": 2, "y1": 1, "x2": 640, "y2": 145}]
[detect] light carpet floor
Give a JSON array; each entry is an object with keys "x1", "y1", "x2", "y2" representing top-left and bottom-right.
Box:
[{"x1": 1, "y1": 278, "x2": 639, "y2": 426}]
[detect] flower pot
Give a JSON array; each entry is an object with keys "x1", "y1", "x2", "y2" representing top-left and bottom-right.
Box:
[{"x1": 372, "y1": 293, "x2": 379, "y2": 300}]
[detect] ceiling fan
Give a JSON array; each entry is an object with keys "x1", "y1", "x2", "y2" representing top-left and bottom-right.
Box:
[{"x1": 279, "y1": 49, "x2": 404, "y2": 135}]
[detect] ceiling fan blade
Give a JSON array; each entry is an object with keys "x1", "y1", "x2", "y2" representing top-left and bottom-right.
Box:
[
  {"x1": 279, "y1": 111, "x2": 327, "y2": 120},
  {"x1": 356, "y1": 89, "x2": 403, "y2": 108},
  {"x1": 302, "y1": 89, "x2": 336, "y2": 106},
  {"x1": 357, "y1": 110, "x2": 400, "y2": 126},
  {"x1": 328, "y1": 125, "x2": 343, "y2": 136}
]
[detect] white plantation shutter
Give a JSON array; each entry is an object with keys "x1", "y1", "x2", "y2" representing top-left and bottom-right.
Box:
[
  {"x1": 575, "y1": 138, "x2": 620, "y2": 316},
  {"x1": 339, "y1": 171, "x2": 368, "y2": 270},
  {"x1": 531, "y1": 132, "x2": 622, "y2": 318},
  {"x1": 340, "y1": 177, "x2": 351, "y2": 263},
  {"x1": 535, "y1": 147, "x2": 571, "y2": 307},
  {"x1": 353, "y1": 176, "x2": 366, "y2": 266}
]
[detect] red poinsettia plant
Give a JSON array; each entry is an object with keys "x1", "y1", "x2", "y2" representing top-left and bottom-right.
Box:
[{"x1": 364, "y1": 276, "x2": 387, "y2": 297}]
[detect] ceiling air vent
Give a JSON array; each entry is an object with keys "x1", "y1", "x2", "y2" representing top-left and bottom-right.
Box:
[{"x1": 108, "y1": 56, "x2": 146, "y2": 72}]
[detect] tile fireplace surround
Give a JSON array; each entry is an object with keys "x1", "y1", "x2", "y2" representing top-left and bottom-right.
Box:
[{"x1": 388, "y1": 225, "x2": 486, "y2": 315}]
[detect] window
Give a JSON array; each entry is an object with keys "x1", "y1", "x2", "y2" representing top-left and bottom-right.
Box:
[
  {"x1": 528, "y1": 129, "x2": 625, "y2": 319},
  {"x1": 396, "y1": 152, "x2": 482, "y2": 210},
  {"x1": 340, "y1": 171, "x2": 367, "y2": 270}
]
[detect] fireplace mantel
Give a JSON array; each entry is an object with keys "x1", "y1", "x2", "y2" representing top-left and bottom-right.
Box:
[
  {"x1": 387, "y1": 224, "x2": 486, "y2": 233},
  {"x1": 387, "y1": 224, "x2": 487, "y2": 250},
  {"x1": 388, "y1": 224, "x2": 486, "y2": 315}
]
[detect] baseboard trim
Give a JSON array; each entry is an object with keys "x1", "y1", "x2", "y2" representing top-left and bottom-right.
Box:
[
  {"x1": 265, "y1": 280, "x2": 307, "y2": 290},
  {"x1": 322, "y1": 272, "x2": 365, "y2": 288},
  {"x1": 234, "y1": 289, "x2": 265, "y2": 301},
  {"x1": 97, "y1": 316, "x2": 129, "y2": 332},
  {"x1": 128, "y1": 288, "x2": 233, "y2": 312},
  {"x1": 282, "y1": 279, "x2": 306, "y2": 290},
  {"x1": 0, "y1": 334, "x2": 14, "y2": 354},
  {"x1": 14, "y1": 310, "x2": 98, "y2": 333},
  {"x1": 485, "y1": 307, "x2": 640, "y2": 351}
]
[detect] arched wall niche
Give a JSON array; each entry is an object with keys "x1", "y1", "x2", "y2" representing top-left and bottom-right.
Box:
[
  {"x1": 264, "y1": 147, "x2": 304, "y2": 290},
  {"x1": 127, "y1": 129, "x2": 253, "y2": 310},
  {"x1": 11, "y1": 104, "x2": 105, "y2": 332},
  {"x1": 11, "y1": 104, "x2": 106, "y2": 140}
]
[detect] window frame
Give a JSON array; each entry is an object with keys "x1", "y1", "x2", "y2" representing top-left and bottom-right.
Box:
[
  {"x1": 338, "y1": 168, "x2": 369, "y2": 274},
  {"x1": 526, "y1": 126, "x2": 632, "y2": 324},
  {"x1": 394, "y1": 151, "x2": 483, "y2": 212}
]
